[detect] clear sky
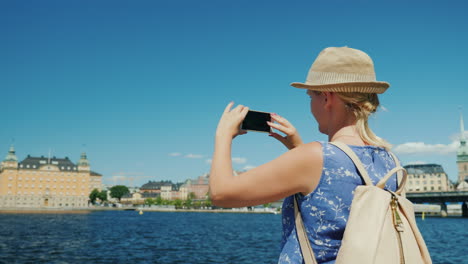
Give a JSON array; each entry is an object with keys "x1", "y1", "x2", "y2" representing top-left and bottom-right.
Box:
[{"x1": 1, "y1": 0, "x2": 467, "y2": 186}]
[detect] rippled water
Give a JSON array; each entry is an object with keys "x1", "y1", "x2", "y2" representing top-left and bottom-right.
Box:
[
  {"x1": 0, "y1": 211, "x2": 466, "y2": 264},
  {"x1": 0, "y1": 211, "x2": 281, "y2": 264}
]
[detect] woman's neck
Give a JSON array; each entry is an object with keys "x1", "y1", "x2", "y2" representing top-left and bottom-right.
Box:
[{"x1": 328, "y1": 125, "x2": 366, "y2": 146}]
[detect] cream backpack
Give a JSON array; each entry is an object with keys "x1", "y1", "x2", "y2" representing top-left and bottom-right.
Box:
[{"x1": 294, "y1": 142, "x2": 432, "y2": 264}]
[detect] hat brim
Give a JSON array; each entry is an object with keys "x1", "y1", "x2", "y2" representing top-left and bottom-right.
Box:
[{"x1": 290, "y1": 81, "x2": 390, "y2": 94}]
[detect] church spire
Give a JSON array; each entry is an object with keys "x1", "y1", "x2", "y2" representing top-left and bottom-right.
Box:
[
  {"x1": 77, "y1": 152, "x2": 90, "y2": 171},
  {"x1": 4, "y1": 145, "x2": 18, "y2": 162},
  {"x1": 461, "y1": 109, "x2": 466, "y2": 143}
]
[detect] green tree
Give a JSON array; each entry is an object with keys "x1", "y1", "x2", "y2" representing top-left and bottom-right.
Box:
[
  {"x1": 145, "y1": 198, "x2": 155, "y2": 206},
  {"x1": 204, "y1": 192, "x2": 212, "y2": 208},
  {"x1": 193, "y1": 201, "x2": 202, "y2": 209},
  {"x1": 89, "y1": 189, "x2": 99, "y2": 204},
  {"x1": 203, "y1": 199, "x2": 212, "y2": 208},
  {"x1": 155, "y1": 196, "x2": 163, "y2": 205},
  {"x1": 97, "y1": 190, "x2": 107, "y2": 202},
  {"x1": 174, "y1": 199, "x2": 183, "y2": 209},
  {"x1": 110, "y1": 185, "x2": 130, "y2": 202},
  {"x1": 188, "y1": 192, "x2": 196, "y2": 200},
  {"x1": 183, "y1": 197, "x2": 192, "y2": 208}
]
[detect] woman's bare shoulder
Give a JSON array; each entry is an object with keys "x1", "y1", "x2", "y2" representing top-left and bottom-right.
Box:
[{"x1": 293, "y1": 141, "x2": 323, "y2": 158}]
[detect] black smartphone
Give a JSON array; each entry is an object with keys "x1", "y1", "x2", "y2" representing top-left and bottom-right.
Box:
[{"x1": 241, "y1": 110, "x2": 272, "y2": 133}]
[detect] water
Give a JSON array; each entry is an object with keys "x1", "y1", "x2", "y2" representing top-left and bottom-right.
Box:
[{"x1": 0, "y1": 211, "x2": 466, "y2": 264}]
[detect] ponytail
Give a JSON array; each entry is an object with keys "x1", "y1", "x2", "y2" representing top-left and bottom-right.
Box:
[{"x1": 335, "y1": 92, "x2": 392, "y2": 150}]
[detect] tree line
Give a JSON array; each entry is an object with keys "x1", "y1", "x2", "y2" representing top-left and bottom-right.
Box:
[{"x1": 89, "y1": 186, "x2": 213, "y2": 209}]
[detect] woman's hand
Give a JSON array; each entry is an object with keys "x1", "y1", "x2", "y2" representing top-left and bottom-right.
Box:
[
  {"x1": 215, "y1": 102, "x2": 249, "y2": 140},
  {"x1": 267, "y1": 113, "x2": 303, "y2": 150}
]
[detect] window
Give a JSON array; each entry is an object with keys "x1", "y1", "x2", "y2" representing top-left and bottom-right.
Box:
[
  {"x1": 423, "y1": 187, "x2": 427, "y2": 191},
  {"x1": 438, "y1": 180, "x2": 441, "y2": 184},
  {"x1": 438, "y1": 187, "x2": 442, "y2": 190},
  {"x1": 431, "y1": 186, "x2": 434, "y2": 190}
]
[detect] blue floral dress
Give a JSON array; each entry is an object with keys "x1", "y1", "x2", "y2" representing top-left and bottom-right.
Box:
[{"x1": 278, "y1": 142, "x2": 399, "y2": 264}]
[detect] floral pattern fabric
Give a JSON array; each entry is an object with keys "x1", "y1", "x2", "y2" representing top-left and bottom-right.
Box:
[{"x1": 278, "y1": 142, "x2": 399, "y2": 264}]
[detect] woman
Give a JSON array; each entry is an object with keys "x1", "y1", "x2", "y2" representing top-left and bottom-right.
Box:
[{"x1": 209, "y1": 47, "x2": 399, "y2": 263}]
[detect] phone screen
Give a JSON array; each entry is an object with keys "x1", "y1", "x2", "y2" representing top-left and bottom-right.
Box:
[{"x1": 241, "y1": 110, "x2": 271, "y2": 133}]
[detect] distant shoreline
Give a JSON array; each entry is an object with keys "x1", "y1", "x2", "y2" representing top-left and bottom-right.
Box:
[{"x1": 0, "y1": 207, "x2": 280, "y2": 215}]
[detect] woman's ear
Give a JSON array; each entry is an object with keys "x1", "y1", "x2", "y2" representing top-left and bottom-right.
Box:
[{"x1": 324, "y1": 92, "x2": 333, "y2": 110}]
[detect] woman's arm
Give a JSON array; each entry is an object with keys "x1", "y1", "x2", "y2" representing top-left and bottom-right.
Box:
[{"x1": 209, "y1": 102, "x2": 323, "y2": 208}]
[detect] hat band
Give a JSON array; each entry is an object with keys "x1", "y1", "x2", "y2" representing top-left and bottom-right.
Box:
[{"x1": 306, "y1": 71, "x2": 377, "y2": 85}]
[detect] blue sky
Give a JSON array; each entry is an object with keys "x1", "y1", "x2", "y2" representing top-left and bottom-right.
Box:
[{"x1": 1, "y1": 0, "x2": 467, "y2": 186}]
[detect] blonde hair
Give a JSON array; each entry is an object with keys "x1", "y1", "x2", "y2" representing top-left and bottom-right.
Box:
[{"x1": 335, "y1": 92, "x2": 392, "y2": 150}]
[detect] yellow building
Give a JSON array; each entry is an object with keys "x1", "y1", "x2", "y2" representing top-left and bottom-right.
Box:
[
  {"x1": 0, "y1": 146, "x2": 102, "y2": 208},
  {"x1": 404, "y1": 164, "x2": 454, "y2": 193}
]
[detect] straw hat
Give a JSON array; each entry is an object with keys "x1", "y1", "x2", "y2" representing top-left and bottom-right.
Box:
[{"x1": 290, "y1": 47, "x2": 390, "y2": 94}]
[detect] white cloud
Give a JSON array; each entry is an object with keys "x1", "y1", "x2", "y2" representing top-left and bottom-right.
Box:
[
  {"x1": 232, "y1": 157, "x2": 247, "y2": 164},
  {"x1": 185, "y1": 154, "x2": 204, "y2": 159},
  {"x1": 449, "y1": 131, "x2": 468, "y2": 141},
  {"x1": 169, "y1": 152, "x2": 181, "y2": 157},
  {"x1": 405, "y1": 161, "x2": 428, "y2": 165},
  {"x1": 393, "y1": 141, "x2": 459, "y2": 155},
  {"x1": 243, "y1": 165, "x2": 256, "y2": 171},
  {"x1": 205, "y1": 159, "x2": 212, "y2": 164}
]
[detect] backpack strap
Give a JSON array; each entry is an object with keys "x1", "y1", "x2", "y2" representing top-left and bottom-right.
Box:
[
  {"x1": 329, "y1": 142, "x2": 374, "y2": 186},
  {"x1": 332, "y1": 142, "x2": 408, "y2": 194},
  {"x1": 389, "y1": 152, "x2": 407, "y2": 197},
  {"x1": 294, "y1": 195, "x2": 317, "y2": 264},
  {"x1": 376, "y1": 166, "x2": 408, "y2": 195}
]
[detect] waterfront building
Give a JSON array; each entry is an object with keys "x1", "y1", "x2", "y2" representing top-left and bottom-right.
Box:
[
  {"x1": 404, "y1": 164, "x2": 454, "y2": 193},
  {"x1": 457, "y1": 111, "x2": 468, "y2": 188},
  {"x1": 140, "y1": 180, "x2": 172, "y2": 194},
  {"x1": 140, "y1": 180, "x2": 186, "y2": 200},
  {"x1": 180, "y1": 174, "x2": 210, "y2": 200},
  {"x1": 0, "y1": 146, "x2": 102, "y2": 208},
  {"x1": 121, "y1": 192, "x2": 159, "y2": 205}
]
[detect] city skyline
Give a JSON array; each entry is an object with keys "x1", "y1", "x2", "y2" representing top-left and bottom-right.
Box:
[{"x1": 2, "y1": 0, "x2": 468, "y2": 185}]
